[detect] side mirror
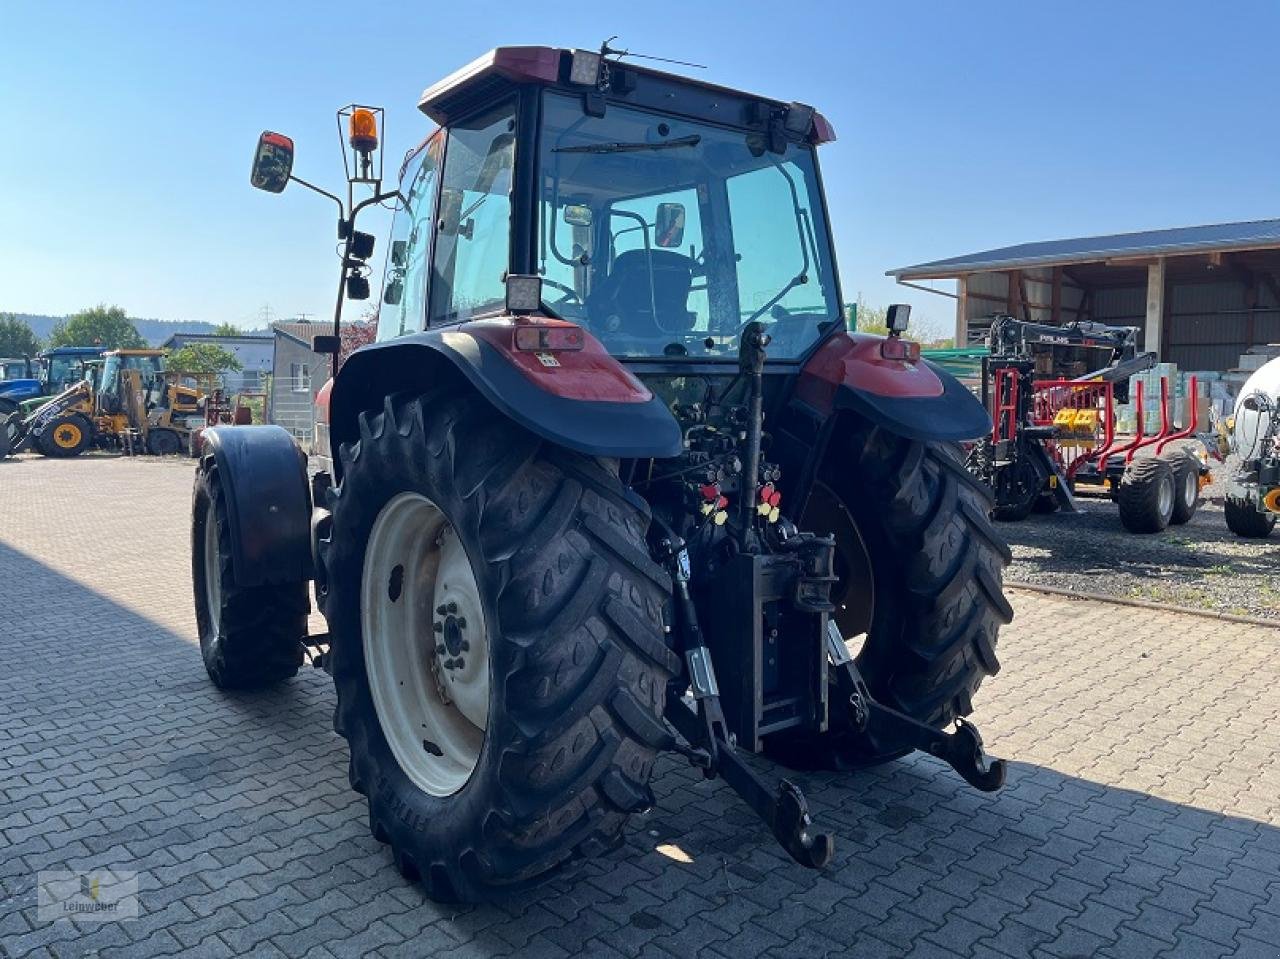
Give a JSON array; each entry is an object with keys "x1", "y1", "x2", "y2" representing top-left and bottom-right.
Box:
[
  {"x1": 563, "y1": 204, "x2": 593, "y2": 227},
  {"x1": 438, "y1": 188, "x2": 462, "y2": 236},
  {"x1": 655, "y1": 202, "x2": 686, "y2": 248},
  {"x1": 250, "y1": 131, "x2": 295, "y2": 193},
  {"x1": 311, "y1": 335, "x2": 340, "y2": 355}
]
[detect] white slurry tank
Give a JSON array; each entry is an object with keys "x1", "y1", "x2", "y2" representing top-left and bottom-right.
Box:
[{"x1": 1226, "y1": 355, "x2": 1280, "y2": 537}]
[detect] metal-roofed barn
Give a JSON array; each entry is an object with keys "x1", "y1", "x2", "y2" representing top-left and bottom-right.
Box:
[{"x1": 889, "y1": 218, "x2": 1280, "y2": 372}]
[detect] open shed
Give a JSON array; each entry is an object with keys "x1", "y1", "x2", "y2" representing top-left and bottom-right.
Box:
[{"x1": 889, "y1": 218, "x2": 1280, "y2": 373}]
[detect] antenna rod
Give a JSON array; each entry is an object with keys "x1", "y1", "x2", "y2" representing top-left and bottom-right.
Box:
[{"x1": 600, "y1": 36, "x2": 706, "y2": 70}]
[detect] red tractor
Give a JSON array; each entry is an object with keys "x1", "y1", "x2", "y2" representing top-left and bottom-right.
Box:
[{"x1": 192, "y1": 45, "x2": 1012, "y2": 901}]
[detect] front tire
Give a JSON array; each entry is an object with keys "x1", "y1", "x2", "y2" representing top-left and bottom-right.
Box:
[
  {"x1": 1225, "y1": 497, "x2": 1276, "y2": 538},
  {"x1": 322, "y1": 392, "x2": 676, "y2": 902},
  {"x1": 148, "y1": 428, "x2": 182, "y2": 456},
  {"x1": 192, "y1": 462, "x2": 307, "y2": 688},
  {"x1": 778, "y1": 423, "x2": 1013, "y2": 770},
  {"x1": 37, "y1": 414, "x2": 92, "y2": 457}
]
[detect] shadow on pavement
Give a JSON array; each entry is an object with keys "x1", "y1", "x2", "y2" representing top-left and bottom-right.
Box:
[{"x1": 1, "y1": 540, "x2": 1277, "y2": 959}]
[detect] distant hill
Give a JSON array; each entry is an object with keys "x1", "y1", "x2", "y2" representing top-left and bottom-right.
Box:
[{"x1": 9, "y1": 313, "x2": 270, "y2": 347}]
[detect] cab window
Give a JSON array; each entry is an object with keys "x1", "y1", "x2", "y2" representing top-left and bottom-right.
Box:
[
  {"x1": 429, "y1": 102, "x2": 516, "y2": 326},
  {"x1": 378, "y1": 134, "x2": 442, "y2": 340}
]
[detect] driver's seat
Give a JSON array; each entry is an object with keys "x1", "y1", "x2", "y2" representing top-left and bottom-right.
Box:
[{"x1": 589, "y1": 249, "x2": 694, "y2": 337}]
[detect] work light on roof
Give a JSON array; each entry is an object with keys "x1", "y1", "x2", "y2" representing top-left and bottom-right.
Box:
[{"x1": 569, "y1": 50, "x2": 602, "y2": 87}]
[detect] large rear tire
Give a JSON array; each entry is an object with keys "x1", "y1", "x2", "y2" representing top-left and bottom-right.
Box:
[
  {"x1": 191, "y1": 461, "x2": 307, "y2": 688},
  {"x1": 1224, "y1": 497, "x2": 1276, "y2": 538},
  {"x1": 37, "y1": 414, "x2": 92, "y2": 458},
  {"x1": 321, "y1": 392, "x2": 676, "y2": 902},
  {"x1": 775, "y1": 423, "x2": 1012, "y2": 770},
  {"x1": 1116, "y1": 456, "x2": 1175, "y2": 533}
]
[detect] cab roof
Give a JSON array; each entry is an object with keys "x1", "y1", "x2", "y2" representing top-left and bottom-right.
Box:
[{"x1": 417, "y1": 46, "x2": 834, "y2": 143}]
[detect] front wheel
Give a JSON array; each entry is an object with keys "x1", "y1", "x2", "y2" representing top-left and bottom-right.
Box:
[
  {"x1": 147, "y1": 428, "x2": 183, "y2": 456},
  {"x1": 321, "y1": 392, "x2": 676, "y2": 902},
  {"x1": 37, "y1": 414, "x2": 92, "y2": 457},
  {"x1": 191, "y1": 462, "x2": 307, "y2": 688},
  {"x1": 774, "y1": 423, "x2": 1013, "y2": 770},
  {"x1": 1225, "y1": 497, "x2": 1276, "y2": 538}
]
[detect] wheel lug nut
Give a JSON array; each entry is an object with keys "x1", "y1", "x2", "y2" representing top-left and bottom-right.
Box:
[
  {"x1": 446, "y1": 601, "x2": 458, "y2": 615},
  {"x1": 459, "y1": 640, "x2": 470, "y2": 652},
  {"x1": 433, "y1": 622, "x2": 443, "y2": 633},
  {"x1": 456, "y1": 617, "x2": 467, "y2": 629},
  {"x1": 436, "y1": 644, "x2": 446, "y2": 656},
  {"x1": 436, "y1": 604, "x2": 448, "y2": 615}
]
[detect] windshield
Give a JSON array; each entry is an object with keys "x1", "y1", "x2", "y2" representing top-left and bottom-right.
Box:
[
  {"x1": 46, "y1": 355, "x2": 90, "y2": 391},
  {"x1": 537, "y1": 92, "x2": 839, "y2": 360},
  {"x1": 0, "y1": 360, "x2": 27, "y2": 380}
]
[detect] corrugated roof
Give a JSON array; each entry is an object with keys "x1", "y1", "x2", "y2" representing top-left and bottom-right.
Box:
[{"x1": 889, "y1": 218, "x2": 1280, "y2": 280}]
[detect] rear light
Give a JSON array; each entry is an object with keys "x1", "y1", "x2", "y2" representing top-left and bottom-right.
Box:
[
  {"x1": 880, "y1": 338, "x2": 921, "y2": 363},
  {"x1": 513, "y1": 325, "x2": 585, "y2": 352}
]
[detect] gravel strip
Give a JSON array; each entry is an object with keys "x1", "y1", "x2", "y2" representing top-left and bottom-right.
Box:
[{"x1": 1001, "y1": 461, "x2": 1280, "y2": 620}]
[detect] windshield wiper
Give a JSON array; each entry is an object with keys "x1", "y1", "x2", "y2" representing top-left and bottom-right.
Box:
[{"x1": 553, "y1": 134, "x2": 701, "y2": 155}]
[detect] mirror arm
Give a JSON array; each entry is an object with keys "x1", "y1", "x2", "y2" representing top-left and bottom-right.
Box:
[
  {"x1": 327, "y1": 188, "x2": 402, "y2": 377},
  {"x1": 289, "y1": 174, "x2": 347, "y2": 220}
]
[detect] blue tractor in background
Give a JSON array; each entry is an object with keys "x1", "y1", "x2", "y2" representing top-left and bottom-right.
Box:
[{"x1": 0, "y1": 346, "x2": 106, "y2": 416}]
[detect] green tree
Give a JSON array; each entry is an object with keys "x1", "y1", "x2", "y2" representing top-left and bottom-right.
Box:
[
  {"x1": 167, "y1": 343, "x2": 243, "y2": 374},
  {"x1": 210, "y1": 322, "x2": 240, "y2": 337},
  {"x1": 0, "y1": 314, "x2": 41, "y2": 357},
  {"x1": 48, "y1": 305, "x2": 146, "y2": 349}
]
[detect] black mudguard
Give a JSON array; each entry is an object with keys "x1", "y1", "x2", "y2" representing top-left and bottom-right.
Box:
[
  {"x1": 200, "y1": 426, "x2": 313, "y2": 587},
  {"x1": 330, "y1": 330, "x2": 683, "y2": 467},
  {"x1": 833, "y1": 362, "x2": 991, "y2": 444}
]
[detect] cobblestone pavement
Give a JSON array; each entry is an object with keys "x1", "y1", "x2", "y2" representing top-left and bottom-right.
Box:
[{"x1": 2, "y1": 454, "x2": 1278, "y2": 959}]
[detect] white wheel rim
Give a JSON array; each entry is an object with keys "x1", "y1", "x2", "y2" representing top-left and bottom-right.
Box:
[
  {"x1": 1158, "y1": 476, "x2": 1174, "y2": 518},
  {"x1": 204, "y1": 501, "x2": 222, "y2": 627},
  {"x1": 1183, "y1": 470, "x2": 1197, "y2": 506},
  {"x1": 361, "y1": 492, "x2": 488, "y2": 797}
]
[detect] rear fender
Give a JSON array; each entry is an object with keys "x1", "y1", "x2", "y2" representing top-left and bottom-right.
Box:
[
  {"x1": 796, "y1": 332, "x2": 990, "y2": 442},
  {"x1": 200, "y1": 425, "x2": 313, "y2": 587},
  {"x1": 329, "y1": 318, "x2": 682, "y2": 474}
]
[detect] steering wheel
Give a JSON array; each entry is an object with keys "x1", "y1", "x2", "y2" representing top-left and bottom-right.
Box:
[{"x1": 540, "y1": 277, "x2": 583, "y2": 307}]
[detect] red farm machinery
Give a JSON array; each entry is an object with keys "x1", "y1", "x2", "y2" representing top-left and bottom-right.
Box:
[{"x1": 970, "y1": 314, "x2": 1209, "y2": 532}]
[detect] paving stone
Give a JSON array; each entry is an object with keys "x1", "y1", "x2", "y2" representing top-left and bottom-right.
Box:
[{"x1": 2, "y1": 447, "x2": 1278, "y2": 959}]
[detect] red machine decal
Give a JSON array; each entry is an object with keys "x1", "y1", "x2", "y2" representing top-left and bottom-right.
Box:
[
  {"x1": 795, "y1": 332, "x2": 943, "y2": 413},
  {"x1": 460, "y1": 318, "x2": 653, "y2": 404}
]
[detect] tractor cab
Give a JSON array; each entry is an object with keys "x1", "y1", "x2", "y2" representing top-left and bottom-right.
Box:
[
  {"x1": 96, "y1": 349, "x2": 167, "y2": 414},
  {"x1": 40, "y1": 346, "x2": 105, "y2": 394},
  {"x1": 376, "y1": 47, "x2": 840, "y2": 367}
]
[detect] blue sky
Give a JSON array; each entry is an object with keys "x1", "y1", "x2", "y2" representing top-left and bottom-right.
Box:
[{"x1": 2, "y1": 1, "x2": 1276, "y2": 337}]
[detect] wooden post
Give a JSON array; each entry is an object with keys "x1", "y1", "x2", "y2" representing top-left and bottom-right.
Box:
[
  {"x1": 1051, "y1": 266, "x2": 1062, "y2": 326},
  {"x1": 1007, "y1": 270, "x2": 1024, "y2": 319},
  {"x1": 1144, "y1": 259, "x2": 1166, "y2": 358},
  {"x1": 955, "y1": 275, "x2": 969, "y2": 346}
]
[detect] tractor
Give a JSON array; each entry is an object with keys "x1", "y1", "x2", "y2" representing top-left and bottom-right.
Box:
[{"x1": 193, "y1": 45, "x2": 1013, "y2": 902}]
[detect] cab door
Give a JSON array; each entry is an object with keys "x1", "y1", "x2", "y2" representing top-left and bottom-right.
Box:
[{"x1": 377, "y1": 131, "x2": 444, "y2": 340}]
